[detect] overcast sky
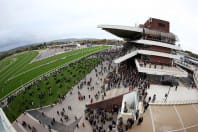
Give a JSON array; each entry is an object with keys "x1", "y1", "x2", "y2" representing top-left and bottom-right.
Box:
[{"x1": 0, "y1": 0, "x2": 198, "y2": 53}]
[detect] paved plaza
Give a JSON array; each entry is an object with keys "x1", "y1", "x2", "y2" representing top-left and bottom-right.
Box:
[
  {"x1": 130, "y1": 104, "x2": 198, "y2": 132},
  {"x1": 147, "y1": 84, "x2": 198, "y2": 104},
  {"x1": 42, "y1": 60, "x2": 117, "y2": 125},
  {"x1": 13, "y1": 113, "x2": 51, "y2": 132}
]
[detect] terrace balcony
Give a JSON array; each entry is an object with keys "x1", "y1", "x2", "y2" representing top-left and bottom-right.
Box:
[
  {"x1": 113, "y1": 48, "x2": 179, "y2": 64},
  {"x1": 135, "y1": 59, "x2": 188, "y2": 77}
]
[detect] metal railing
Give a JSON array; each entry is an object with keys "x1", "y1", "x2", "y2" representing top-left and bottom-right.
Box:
[
  {"x1": 193, "y1": 72, "x2": 198, "y2": 89},
  {"x1": 149, "y1": 100, "x2": 198, "y2": 105}
]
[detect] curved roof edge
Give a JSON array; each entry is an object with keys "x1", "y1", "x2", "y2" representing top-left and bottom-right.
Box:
[
  {"x1": 98, "y1": 24, "x2": 143, "y2": 32},
  {"x1": 98, "y1": 25, "x2": 142, "y2": 40},
  {"x1": 132, "y1": 39, "x2": 182, "y2": 50}
]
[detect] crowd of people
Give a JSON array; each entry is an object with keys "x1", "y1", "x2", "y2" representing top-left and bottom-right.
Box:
[
  {"x1": 106, "y1": 61, "x2": 151, "y2": 99},
  {"x1": 20, "y1": 119, "x2": 37, "y2": 132},
  {"x1": 13, "y1": 47, "x2": 156, "y2": 131},
  {"x1": 74, "y1": 55, "x2": 153, "y2": 131},
  {"x1": 84, "y1": 107, "x2": 117, "y2": 132},
  {"x1": 34, "y1": 51, "x2": 116, "y2": 131}
]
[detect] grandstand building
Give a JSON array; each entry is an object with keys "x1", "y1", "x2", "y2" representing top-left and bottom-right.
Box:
[{"x1": 98, "y1": 18, "x2": 188, "y2": 80}]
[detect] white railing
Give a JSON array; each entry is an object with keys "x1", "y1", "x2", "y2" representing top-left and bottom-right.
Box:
[
  {"x1": 193, "y1": 72, "x2": 198, "y2": 89},
  {"x1": 175, "y1": 60, "x2": 195, "y2": 71},
  {"x1": 149, "y1": 100, "x2": 198, "y2": 105}
]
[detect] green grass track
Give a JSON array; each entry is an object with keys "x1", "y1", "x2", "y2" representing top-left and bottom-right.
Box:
[{"x1": 0, "y1": 46, "x2": 110, "y2": 99}]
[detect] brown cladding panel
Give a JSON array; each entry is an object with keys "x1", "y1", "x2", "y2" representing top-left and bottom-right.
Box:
[
  {"x1": 150, "y1": 45, "x2": 171, "y2": 53},
  {"x1": 144, "y1": 18, "x2": 169, "y2": 32},
  {"x1": 87, "y1": 94, "x2": 124, "y2": 112},
  {"x1": 150, "y1": 56, "x2": 171, "y2": 65}
]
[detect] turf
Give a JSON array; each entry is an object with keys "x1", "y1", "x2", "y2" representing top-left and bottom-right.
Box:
[
  {"x1": 3, "y1": 57, "x2": 102, "y2": 122},
  {"x1": 0, "y1": 46, "x2": 110, "y2": 99}
]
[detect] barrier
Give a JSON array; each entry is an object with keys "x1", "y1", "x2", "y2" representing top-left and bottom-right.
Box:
[
  {"x1": 193, "y1": 72, "x2": 198, "y2": 89},
  {"x1": 149, "y1": 100, "x2": 198, "y2": 105}
]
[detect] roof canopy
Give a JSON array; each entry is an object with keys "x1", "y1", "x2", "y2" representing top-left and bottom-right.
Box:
[
  {"x1": 98, "y1": 25, "x2": 142, "y2": 40},
  {"x1": 98, "y1": 25, "x2": 177, "y2": 41}
]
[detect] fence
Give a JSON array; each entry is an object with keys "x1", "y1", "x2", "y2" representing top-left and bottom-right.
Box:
[{"x1": 149, "y1": 100, "x2": 198, "y2": 105}]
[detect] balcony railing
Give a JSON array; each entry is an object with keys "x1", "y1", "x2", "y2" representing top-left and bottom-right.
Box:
[{"x1": 149, "y1": 100, "x2": 198, "y2": 105}]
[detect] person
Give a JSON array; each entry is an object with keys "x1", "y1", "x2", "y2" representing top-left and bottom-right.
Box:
[
  {"x1": 124, "y1": 102, "x2": 128, "y2": 113},
  {"x1": 127, "y1": 118, "x2": 134, "y2": 128},
  {"x1": 135, "y1": 110, "x2": 139, "y2": 120},
  {"x1": 175, "y1": 85, "x2": 178, "y2": 91},
  {"x1": 144, "y1": 102, "x2": 149, "y2": 112},
  {"x1": 82, "y1": 122, "x2": 85, "y2": 127},
  {"x1": 102, "y1": 95, "x2": 104, "y2": 100},
  {"x1": 108, "y1": 125, "x2": 113, "y2": 132},
  {"x1": 52, "y1": 118, "x2": 55, "y2": 122},
  {"x1": 90, "y1": 98, "x2": 93, "y2": 104},
  {"x1": 76, "y1": 124, "x2": 79, "y2": 128},
  {"x1": 165, "y1": 93, "x2": 168, "y2": 102},
  {"x1": 152, "y1": 94, "x2": 156, "y2": 102},
  {"x1": 137, "y1": 117, "x2": 143, "y2": 125},
  {"x1": 75, "y1": 116, "x2": 77, "y2": 121},
  {"x1": 148, "y1": 96, "x2": 151, "y2": 102}
]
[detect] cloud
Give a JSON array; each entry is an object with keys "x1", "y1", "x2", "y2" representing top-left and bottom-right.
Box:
[{"x1": 0, "y1": 0, "x2": 197, "y2": 53}]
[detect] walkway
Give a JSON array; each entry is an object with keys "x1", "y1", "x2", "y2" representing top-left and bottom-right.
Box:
[
  {"x1": 147, "y1": 84, "x2": 198, "y2": 105},
  {"x1": 28, "y1": 60, "x2": 117, "y2": 127},
  {"x1": 12, "y1": 113, "x2": 51, "y2": 132}
]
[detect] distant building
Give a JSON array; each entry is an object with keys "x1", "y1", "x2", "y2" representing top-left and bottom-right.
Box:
[{"x1": 87, "y1": 43, "x2": 92, "y2": 47}]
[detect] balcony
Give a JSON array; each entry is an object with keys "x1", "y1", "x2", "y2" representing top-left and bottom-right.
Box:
[
  {"x1": 135, "y1": 59, "x2": 188, "y2": 77},
  {"x1": 113, "y1": 49, "x2": 179, "y2": 64}
]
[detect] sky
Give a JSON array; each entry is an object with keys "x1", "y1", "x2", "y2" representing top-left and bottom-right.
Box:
[{"x1": 0, "y1": 0, "x2": 198, "y2": 53}]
